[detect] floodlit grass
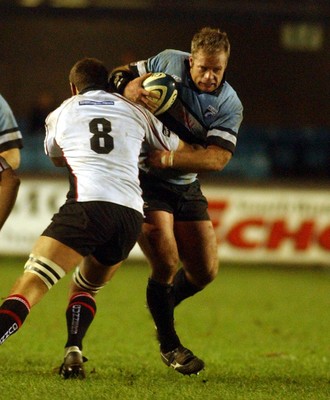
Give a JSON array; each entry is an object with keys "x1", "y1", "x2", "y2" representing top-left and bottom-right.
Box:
[{"x1": 0, "y1": 256, "x2": 329, "y2": 400}]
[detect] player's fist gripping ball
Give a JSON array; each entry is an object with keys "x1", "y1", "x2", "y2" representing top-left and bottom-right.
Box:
[{"x1": 143, "y1": 73, "x2": 178, "y2": 115}]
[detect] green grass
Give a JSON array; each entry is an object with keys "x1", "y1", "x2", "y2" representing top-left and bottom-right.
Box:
[{"x1": 0, "y1": 257, "x2": 329, "y2": 400}]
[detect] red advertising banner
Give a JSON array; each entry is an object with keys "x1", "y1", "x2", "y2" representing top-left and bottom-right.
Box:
[{"x1": 203, "y1": 186, "x2": 330, "y2": 265}]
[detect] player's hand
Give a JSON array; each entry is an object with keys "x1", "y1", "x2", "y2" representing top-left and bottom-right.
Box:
[{"x1": 123, "y1": 73, "x2": 160, "y2": 113}]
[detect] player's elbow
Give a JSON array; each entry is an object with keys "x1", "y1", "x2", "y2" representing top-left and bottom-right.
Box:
[
  {"x1": 208, "y1": 149, "x2": 232, "y2": 172},
  {"x1": 9, "y1": 174, "x2": 20, "y2": 191},
  {"x1": 3, "y1": 171, "x2": 20, "y2": 192},
  {"x1": 14, "y1": 174, "x2": 21, "y2": 189}
]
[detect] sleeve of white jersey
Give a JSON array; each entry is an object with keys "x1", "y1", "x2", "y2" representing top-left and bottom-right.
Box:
[{"x1": 44, "y1": 109, "x2": 63, "y2": 158}]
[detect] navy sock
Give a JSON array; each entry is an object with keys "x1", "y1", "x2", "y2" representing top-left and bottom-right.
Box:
[
  {"x1": 146, "y1": 278, "x2": 180, "y2": 353},
  {"x1": 172, "y1": 268, "x2": 202, "y2": 307},
  {"x1": 65, "y1": 292, "x2": 96, "y2": 350},
  {"x1": 0, "y1": 295, "x2": 30, "y2": 345}
]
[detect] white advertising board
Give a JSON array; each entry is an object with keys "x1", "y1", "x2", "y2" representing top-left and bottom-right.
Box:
[{"x1": 0, "y1": 179, "x2": 329, "y2": 266}]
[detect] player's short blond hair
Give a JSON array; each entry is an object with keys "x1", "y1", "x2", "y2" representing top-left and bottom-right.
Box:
[{"x1": 191, "y1": 27, "x2": 230, "y2": 58}]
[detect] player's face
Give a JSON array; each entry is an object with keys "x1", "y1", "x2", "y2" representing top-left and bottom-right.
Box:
[{"x1": 189, "y1": 50, "x2": 228, "y2": 92}]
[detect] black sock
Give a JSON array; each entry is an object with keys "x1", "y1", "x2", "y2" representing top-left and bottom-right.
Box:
[
  {"x1": 173, "y1": 268, "x2": 202, "y2": 307},
  {"x1": 65, "y1": 293, "x2": 96, "y2": 350},
  {"x1": 0, "y1": 295, "x2": 30, "y2": 345},
  {"x1": 146, "y1": 278, "x2": 181, "y2": 353}
]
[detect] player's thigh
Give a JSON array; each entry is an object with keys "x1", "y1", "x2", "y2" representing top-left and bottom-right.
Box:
[
  {"x1": 139, "y1": 210, "x2": 179, "y2": 281},
  {"x1": 32, "y1": 235, "x2": 83, "y2": 273},
  {"x1": 175, "y1": 220, "x2": 218, "y2": 284}
]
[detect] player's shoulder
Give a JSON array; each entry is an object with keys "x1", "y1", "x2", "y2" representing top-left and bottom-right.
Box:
[
  {"x1": 0, "y1": 94, "x2": 13, "y2": 115},
  {"x1": 159, "y1": 49, "x2": 188, "y2": 57},
  {"x1": 148, "y1": 49, "x2": 188, "y2": 77},
  {"x1": 155, "y1": 49, "x2": 189, "y2": 62},
  {"x1": 0, "y1": 94, "x2": 8, "y2": 107},
  {"x1": 46, "y1": 96, "x2": 75, "y2": 123}
]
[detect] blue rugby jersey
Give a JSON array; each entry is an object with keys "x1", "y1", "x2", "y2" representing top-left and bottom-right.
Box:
[
  {"x1": 0, "y1": 95, "x2": 23, "y2": 153},
  {"x1": 132, "y1": 49, "x2": 243, "y2": 184}
]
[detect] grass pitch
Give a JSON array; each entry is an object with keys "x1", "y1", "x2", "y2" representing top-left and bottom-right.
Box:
[{"x1": 0, "y1": 257, "x2": 329, "y2": 400}]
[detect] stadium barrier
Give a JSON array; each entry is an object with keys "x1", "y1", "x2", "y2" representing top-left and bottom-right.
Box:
[
  {"x1": 1, "y1": 178, "x2": 329, "y2": 266},
  {"x1": 18, "y1": 125, "x2": 330, "y2": 181}
]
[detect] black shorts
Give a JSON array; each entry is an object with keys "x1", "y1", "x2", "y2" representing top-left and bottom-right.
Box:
[
  {"x1": 139, "y1": 172, "x2": 210, "y2": 221},
  {"x1": 42, "y1": 201, "x2": 143, "y2": 265}
]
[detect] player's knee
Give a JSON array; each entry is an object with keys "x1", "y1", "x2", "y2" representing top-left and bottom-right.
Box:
[
  {"x1": 72, "y1": 266, "x2": 106, "y2": 295},
  {"x1": 208, "y1": 259, "x2": 219, "y2": 282},
  {"x1": 205, "y1": 263, "x2": 219, "y2": 284},
  {"x1": 192, "y1": 261, "x2": 219, "y2": 287},
  {"x1": 24, "y1": 253, "x2": 66, "y2": 290},
  {"x1": 139, "y1": 228, "x2": 180, "y2": 275}
]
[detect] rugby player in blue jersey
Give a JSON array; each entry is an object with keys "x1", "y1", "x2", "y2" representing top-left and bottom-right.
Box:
[
  {"x1": 0, "y1": 95, "x2": 23, "y2": 231},
  {"x1": 109, "y1": 27, "x2": 243, "y2": 375}
]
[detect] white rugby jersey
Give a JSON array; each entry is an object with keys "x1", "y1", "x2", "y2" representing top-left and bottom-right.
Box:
[
  {"x1": 45, "y1": 90, "x2": 180, "y2": 214},
  {"x1": 0, "y1": 94, "x2": 23, "y2": 153}
]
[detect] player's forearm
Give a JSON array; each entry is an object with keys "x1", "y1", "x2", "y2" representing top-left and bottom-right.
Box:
[
  {"x1": 148, "y1": 146, "x2": 232, "y2": 172},
  {"x1": 172, "y1": 148, "x2": 231, "y2": 172},
  {"x1": 108, "y1": 65, "x2": 136, "y2": 94}
]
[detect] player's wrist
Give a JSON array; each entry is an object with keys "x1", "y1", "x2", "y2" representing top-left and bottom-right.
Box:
[
  {"x1": 108, "y1": 70, "x2": 134, "y2": 95},
  {"x1": 160, "y1": 151, "x2": 174, "y2": 168}
]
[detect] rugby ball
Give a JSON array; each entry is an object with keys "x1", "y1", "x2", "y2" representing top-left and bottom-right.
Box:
[{"x1": 142, "y1": 72, "x2": 178, "y2": 115}]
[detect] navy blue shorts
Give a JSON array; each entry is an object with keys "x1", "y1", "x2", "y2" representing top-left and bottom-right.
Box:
[
  {"x1": 139, "y1": 172, "x2": 210, "y2": 221},
  {"x1": 42, "y1": 201, "x2": 143, "y2": 265}
]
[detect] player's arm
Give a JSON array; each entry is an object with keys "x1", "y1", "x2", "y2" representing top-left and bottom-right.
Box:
[
  {"x1": 142, "y1": 114, "x2": 231, "y2": 172},
  {"x1": 0, "y1": 162, "x2": 20, "y2": 231},
  {"x1": 0, "y1": 148, "x2": 21, "y2": 170},
  {"x1": 146, "y1": 144, "x2": 232, "y2": 173},
  {"x1": 50, "y1": 156, "x2": 66, "y2": 167},
  {"x1": 44, "y1": 116, "x2": 66, "y2": 167},
  {"x1": 109, "y1": 65, "x2": 159, "y2": 112}
]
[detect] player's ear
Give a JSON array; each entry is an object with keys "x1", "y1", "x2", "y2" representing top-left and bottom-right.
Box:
[{"x1": 70, "y1": 83, "x2": 78, "y2": 96}]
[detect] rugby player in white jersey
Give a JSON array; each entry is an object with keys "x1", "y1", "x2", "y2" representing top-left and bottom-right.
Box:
[
  {"x1": 0, "y1": 94, "x2": 23, "y2": 230},
  {"x1": 0, "y1": 58, "x2": 196, "y2": 378},
  {"x1": 109, "y1": 27, "x2": 243, "y2": 375}
]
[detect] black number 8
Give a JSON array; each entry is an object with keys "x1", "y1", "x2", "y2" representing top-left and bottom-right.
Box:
[{"x1": 89, "y1": 118, "x2": 114, "y2": 154}]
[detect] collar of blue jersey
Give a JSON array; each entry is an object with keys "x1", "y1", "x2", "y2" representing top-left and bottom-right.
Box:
[
  {"x1": 184, "y1": 59, "x2": 225, "y2": 96},
  {"x1": 79, "y1": 85, "x2": 107, "y2": 94}
]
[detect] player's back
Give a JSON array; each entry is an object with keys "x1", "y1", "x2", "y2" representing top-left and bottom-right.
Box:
[{"x1": 46, "y1": 90, "x2": 147, "y2": 212}]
